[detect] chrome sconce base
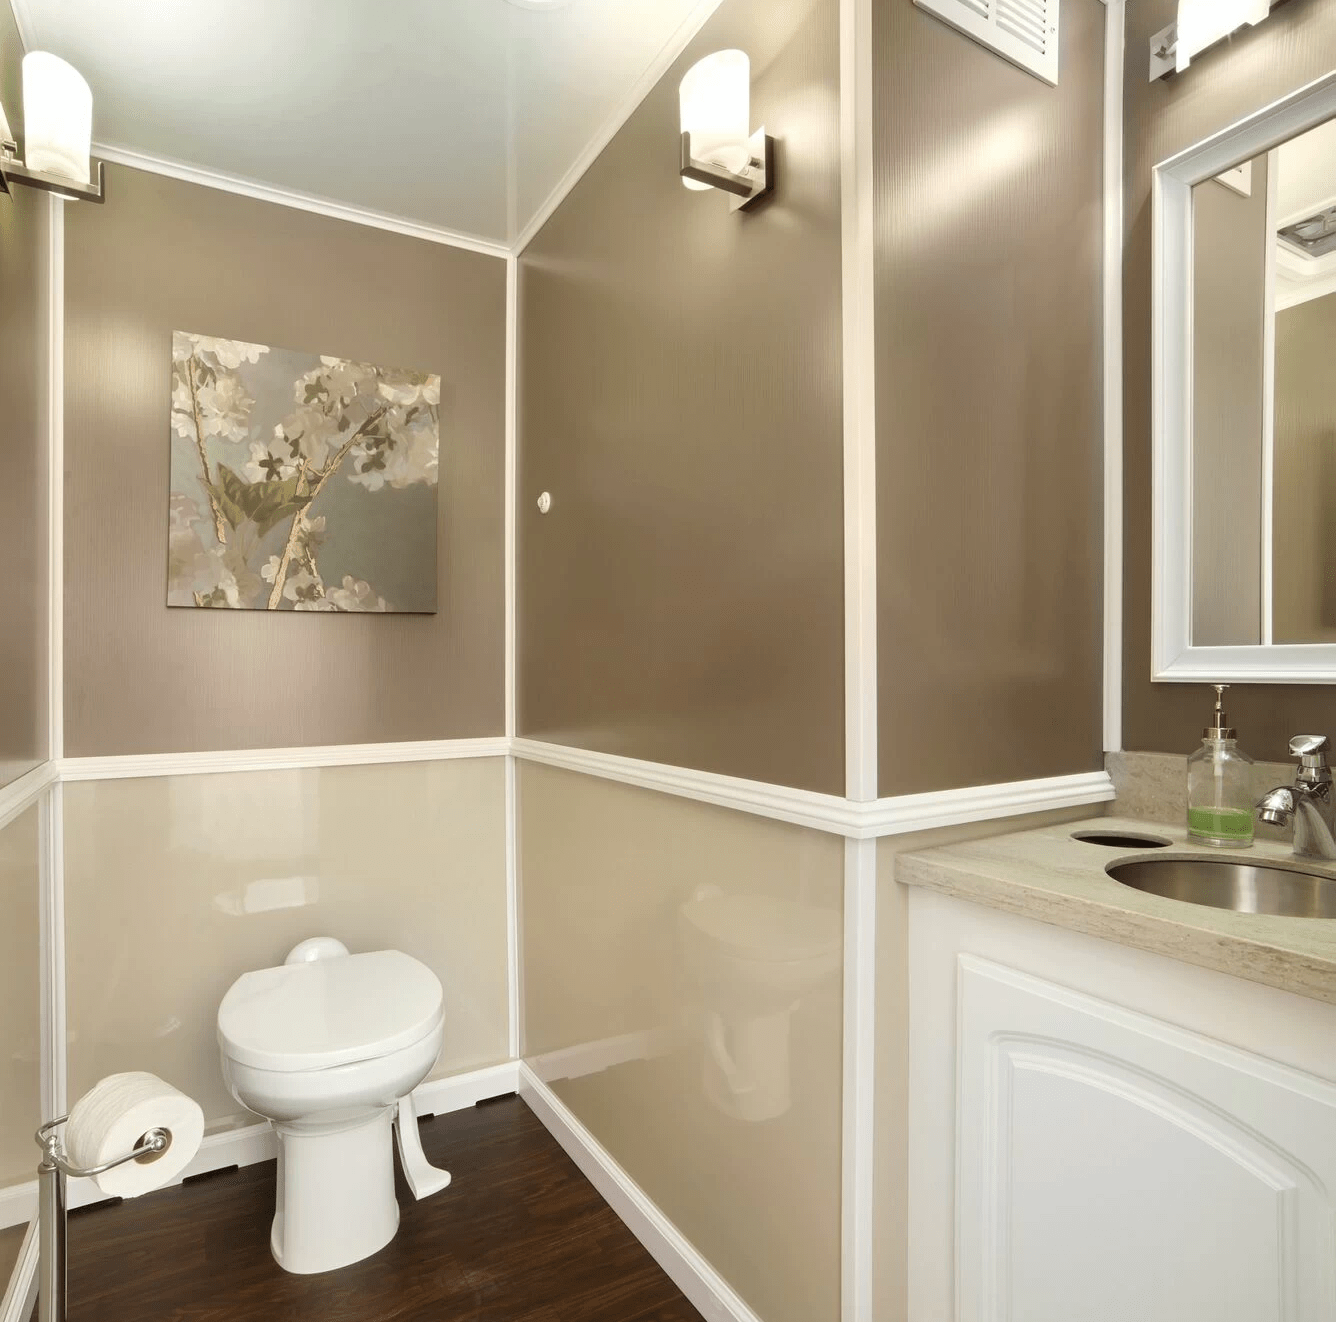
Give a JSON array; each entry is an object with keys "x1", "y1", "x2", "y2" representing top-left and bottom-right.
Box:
[
  {"x1": 0, "y1": 144, "x2": 104, "y2": 203},
  {"x1": 680, "y1": 127, "x2": 774, "y2": 212}
]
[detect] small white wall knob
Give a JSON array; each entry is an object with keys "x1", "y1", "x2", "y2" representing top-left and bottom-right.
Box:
[{"x1": 536, "y1": 492, "x2": 552, "y2": 514}]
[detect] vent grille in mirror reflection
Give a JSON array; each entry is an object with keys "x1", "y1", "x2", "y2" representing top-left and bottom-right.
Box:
[{"x1": 1279, "y1": 205, "x2": 1336, "y2": 258}]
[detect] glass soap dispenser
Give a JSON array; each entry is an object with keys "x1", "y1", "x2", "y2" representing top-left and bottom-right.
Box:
[{"x1": 1187, "y1": 684, "x2": 1254, "y2": 848}]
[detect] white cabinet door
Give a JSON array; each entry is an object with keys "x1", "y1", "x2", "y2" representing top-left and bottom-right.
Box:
[{"x1": 957, "y1": 956, "x2": 1336, "y2": 1322}]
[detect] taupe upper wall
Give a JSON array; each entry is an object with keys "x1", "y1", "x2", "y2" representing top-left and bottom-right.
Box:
[
  {"x1": 874, "y1": 0, "x2": 1105, "y2": 795},
  {"x1": 517, "y1": 0, "x2": 845, "y2": 795},
  {"x1": 1123, "y1": 0, "x2": 1336, "y2": 759},
  {"x1": 63, "y1": 168, "x2": 506, "y2": 756},
  {"x1": 0, "y1": 5, "x2": 47, "y2": 789}
]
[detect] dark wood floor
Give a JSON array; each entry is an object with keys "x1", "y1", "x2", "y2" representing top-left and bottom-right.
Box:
[{"x1": 62, "y1": 1095, "x2": 705, "y2": 1322}]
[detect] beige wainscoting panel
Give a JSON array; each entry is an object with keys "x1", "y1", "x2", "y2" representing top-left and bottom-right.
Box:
[
  {"x1": 63, "y1": 759, "x2": 508, "y2": 1129},
  {"x1": 519, "y1": 762, "x2": 843, "y2": 1322},
  {"x1": 0, "y1": 806, "x2": 41, "y2": 1190}
]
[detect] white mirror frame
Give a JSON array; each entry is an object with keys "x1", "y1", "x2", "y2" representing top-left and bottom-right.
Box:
[{"x1": 1152, "y1": 70, "x2": 1336, "y2": 683}]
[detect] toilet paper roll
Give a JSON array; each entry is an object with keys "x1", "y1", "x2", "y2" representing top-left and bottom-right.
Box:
[{"x1": 64, "y1": 1072, "x2": 204, "y2": 1198}]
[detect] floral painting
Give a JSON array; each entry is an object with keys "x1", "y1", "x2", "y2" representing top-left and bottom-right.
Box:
[{"x1": 167, "y1": 331, "x2": 439, "y2": 612}]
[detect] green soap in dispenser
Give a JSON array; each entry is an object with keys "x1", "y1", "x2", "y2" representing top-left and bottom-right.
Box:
[{"x1": 1186, "y1": 684, "x2": 1254, "y2": 847}]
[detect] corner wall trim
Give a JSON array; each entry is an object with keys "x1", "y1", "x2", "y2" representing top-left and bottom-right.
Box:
[
  {"x1": 840, "y1": 0, "x2": 879, "y2": 805},
  {"x1": 841, "y1": 837, "x2": 877, "y2": 1322},
  {"x1": 518, "y1": 1064, "x2": 764, "y2": 1322},
  {"x1": 0, "y1": 762, "x2": 57, "y2": 833},
  {"x1": 513, "y1": 739, "x2": 1115, "y2": 837},
  {"x1": 1103, "y1": 0, "x2": 1126, "y2": 752},
  {"x1": 90, "y1": 142, "x2": 511, "y2": 259},
  {"x1": 57, "y1": 737, "x2": 511, "y2": 782}
]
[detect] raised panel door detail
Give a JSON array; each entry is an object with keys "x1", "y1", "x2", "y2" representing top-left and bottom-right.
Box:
[{"x1": 957, "y1": 956, "x2": 1336, "y2": 1322}]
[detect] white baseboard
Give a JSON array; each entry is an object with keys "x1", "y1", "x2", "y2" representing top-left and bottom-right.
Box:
[
  {"x1": 0, "y1": 1221, "x2": 37, "y2": 1322},
  {"x1": 0, "y1": 1184, "x2": 36, "y2": 1238},
  {"x1": 413, "y1": 1060, "x2": 520, "y2": 1117},
  {"x1": 518, "y1": 1063, "x2": 763, "y2": 1322},
  {"x1": 526, "y1": 1029, "x2": 677, "y2": 1086},
  {"x1": 0, "y1": 1060, "x2": 522, "y2": 1223}
]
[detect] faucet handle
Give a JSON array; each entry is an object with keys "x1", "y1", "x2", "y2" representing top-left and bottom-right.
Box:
[{"x1": 1290, "y1": 735, "x2": 1330, "y2": 767}]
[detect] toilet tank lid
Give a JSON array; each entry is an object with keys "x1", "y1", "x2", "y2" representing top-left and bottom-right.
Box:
[{"x1": 217, "y1": 949, "x2": 443, "y2": 1072}]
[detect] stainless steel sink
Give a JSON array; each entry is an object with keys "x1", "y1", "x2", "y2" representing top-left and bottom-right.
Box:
[{"x1": 1108, "y1": 857, "x2": 1336, "y2": 918}]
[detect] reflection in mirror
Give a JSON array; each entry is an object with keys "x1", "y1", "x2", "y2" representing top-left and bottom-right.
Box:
[{"x1": 1192, "y1": 116, "x2": 1336, "y2": 647}]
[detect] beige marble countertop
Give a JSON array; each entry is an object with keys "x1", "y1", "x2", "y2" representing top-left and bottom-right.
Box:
[{"x1": 897, "y1": 816, "x2": 1336, "y2": 1006}]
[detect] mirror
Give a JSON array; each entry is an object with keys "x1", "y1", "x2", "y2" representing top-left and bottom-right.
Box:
[{"x1": 1153, "y1": 74, "x2": 1336, "y2": 680}]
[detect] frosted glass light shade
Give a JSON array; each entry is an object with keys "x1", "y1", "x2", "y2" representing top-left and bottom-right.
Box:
[
  {"x1": 1176, "y1": 0, "x2": 1269, "y2": 72},
  {"x1": 23, "y1": 52, "x2": 92, "y2": 185},
  {"x1": 679, "y1": 50, "x2": 751, "y2": 191}
]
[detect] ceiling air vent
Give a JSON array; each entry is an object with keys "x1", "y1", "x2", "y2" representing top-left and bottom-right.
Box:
[{"x1": 914, "y1": 0, "x2": 1060, "y2": 86}]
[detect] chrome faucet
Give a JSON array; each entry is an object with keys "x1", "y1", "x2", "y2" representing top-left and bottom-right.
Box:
[{"x1": 1256, "y1": 735, "x2": 1336, "y2": 861}]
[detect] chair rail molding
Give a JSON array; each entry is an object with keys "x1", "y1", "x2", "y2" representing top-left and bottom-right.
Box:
[{"x1": 512, "y1": 738, "x2": 1114, "y2": 838}]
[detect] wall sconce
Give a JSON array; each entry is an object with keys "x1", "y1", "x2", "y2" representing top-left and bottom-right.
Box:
[
  {"x1": 0, "y1": 52, "x2": 104, "y2": 203},
  {"x1": 678, "y1": 50, "x2": 773, "y2": 212},
  {"x1": 1149, "y1": 0, "x2": 1271, "y2": 81}
]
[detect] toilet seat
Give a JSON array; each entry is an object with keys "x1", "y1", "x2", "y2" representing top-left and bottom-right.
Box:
[{"x1": 218, "y1": 949, "x2": 443, "y2": 1073}]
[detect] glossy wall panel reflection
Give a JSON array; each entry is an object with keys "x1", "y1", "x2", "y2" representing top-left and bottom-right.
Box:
[
  {"x1": 519, "y1": 763, "x2": 843, "y2": 1322},
  {"x1": 0, "y1": 806, "x2": 41, "y2": 1189},
  {"x1": 64, "y1": 759, "x2": 509, "y2": 1128}
]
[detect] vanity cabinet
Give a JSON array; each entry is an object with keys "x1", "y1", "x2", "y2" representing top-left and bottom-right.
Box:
[{"x1": 908, "y1": 888, "x2": 1336, "y2": 1322}]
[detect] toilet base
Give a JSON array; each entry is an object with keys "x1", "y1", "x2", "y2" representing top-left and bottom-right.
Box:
[{"x1": 271, "y1": 1107, "x2": 400, "y2": 1274}]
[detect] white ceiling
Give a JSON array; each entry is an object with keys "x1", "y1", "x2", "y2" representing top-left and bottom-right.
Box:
[{"x1": 10, "y1": 0, "x2": 714, "y2": 247}]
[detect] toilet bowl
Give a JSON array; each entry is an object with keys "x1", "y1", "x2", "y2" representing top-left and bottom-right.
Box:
[
  {"x1": 218, "y1": 944, "x2": 447, "y2": 1275},
  {"x1": 680, "y1": 891, "x2": 842, "y2": 1122}
]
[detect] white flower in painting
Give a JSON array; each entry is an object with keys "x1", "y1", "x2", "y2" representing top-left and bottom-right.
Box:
[
  {"x1": 260, "y1": 555, "x2": 283, "y2": 585},
  {"x1": 178, "y1": 335, "x2": 269, "y2": 370},
  {"x1": 375, "y1": 370, "x2": 440, "y2": 409},
  {"x1": 347, "y1": 416, "x2": 438, "y2": 492},
  {"x1": 275, "y1": 403, "x2": 340, "y2": 469},
  {"x1": 168, "y1": 545, "x2": 242, "y2": 609},
  {"x1": 195, "y1": 370, "x2": 254, "y2": 444},
  {"x1": 308, "y1": 358, "x2": 379, "y2": 409},
  {"x1": 170, "y1": 367, "x2": 196, "y2": 438},
  {"x1": 243, "y1": 437, "x2": 298, "y2": 484},
  {"x1": 325, "y1": 576, "x2": 390, "y2": 612},
  {"x1": 281, "y1": 568, "x2": 325, "y2": 606},
  {"x1": 168, "y1": 493, "x2": 201, "y2": 536}
]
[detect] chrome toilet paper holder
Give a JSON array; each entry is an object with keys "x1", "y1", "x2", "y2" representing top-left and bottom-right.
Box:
[{"x1": 34, "y1": 1116, "x2": 171, "y2": 1322}]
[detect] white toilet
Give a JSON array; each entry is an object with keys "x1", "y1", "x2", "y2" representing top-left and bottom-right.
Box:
[
  {"x1": 680, "y1": 890, "x2": 842, "y2": 1122},
  {"x1": 217, "y1": 939, "x2": 450, "y2": 1275}
]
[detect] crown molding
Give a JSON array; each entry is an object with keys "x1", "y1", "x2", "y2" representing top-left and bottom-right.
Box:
[
  {"x1": 90, "y1": 142, "x2": 511, "y2": 259},
  {"x1": 6, "y1": 0, "x2": 34, "y2": 51},
  {"x1": 512, "y1": 0, "x2": 725, "y2": 253}
]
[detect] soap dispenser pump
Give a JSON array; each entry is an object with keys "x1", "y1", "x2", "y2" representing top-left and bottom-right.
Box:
[{"x1": 1186, "y1": 684, "x2": 1254, "y2": 848}]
